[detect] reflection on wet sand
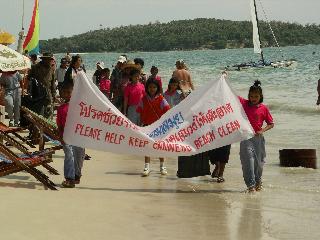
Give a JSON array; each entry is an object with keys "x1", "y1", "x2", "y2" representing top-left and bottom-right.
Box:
[{"x1": 237, "y1": 198, "x2": 262, "y2": 240}]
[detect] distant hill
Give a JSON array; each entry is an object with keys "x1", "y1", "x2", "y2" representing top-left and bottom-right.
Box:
[{"x1": 40, "y1": 18, "x2": 320, "y2": 53}]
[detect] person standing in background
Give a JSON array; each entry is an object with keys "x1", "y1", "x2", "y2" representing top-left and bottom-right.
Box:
[
  {"x1": 172, "y1": 59, "x2": 194, "y2": 98},
  {"x1": 56, "y1": 58, "x2": 68, "y2": 91},
  {"x1": 64, "y1": 55, "x2": 84, "y2": 86},
  {"x1": 27, "y1": 52, "x2": 56, "y2": 118},
  {"x1": 110, "y1": 56, "x2": 126, "y2": 109},
  {"x1": 92, "y1": 62, "x2": 104, "y2": 86},
  {"x1": 147, "y1": 66, "x2": 163, "y2": 94},
  {"x1": 0, "y1": 71, "x2": 22, "y2": 126},
  {"x1": 99, "y1": 68, "x2": 111, "y2": 99},
  {"x1": 134, "y1": 58, "x2": 147, "y2": 86}
]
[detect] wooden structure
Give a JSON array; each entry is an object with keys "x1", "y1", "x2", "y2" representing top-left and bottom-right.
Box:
[
  {"x1": 0, "y1": 142, "x2": 57, "y2": 190},
  {"x1": 20, "y1": 106, "x2": 62, "y2": 151},
  {"x1": 0, "y1": 122, "x2": 35, "y2": 148}
]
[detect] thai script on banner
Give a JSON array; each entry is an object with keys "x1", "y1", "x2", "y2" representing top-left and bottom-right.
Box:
[{"x1": 148, "y1": 112, "x2": 184, "y2": 138}]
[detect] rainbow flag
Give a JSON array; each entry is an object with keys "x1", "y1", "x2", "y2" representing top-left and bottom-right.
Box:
[{"x1": 23, "y1": 0, "x2": 40, "y2": 55}]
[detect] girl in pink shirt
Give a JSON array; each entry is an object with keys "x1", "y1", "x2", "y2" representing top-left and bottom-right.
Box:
[
  {"x1": 123, "y1": 69, "x2": 145, "y2": 125},
  {"x1": 239, "y1": 80, "x2": 274, "y2": 192},
  {"x1": 99, "y1": 68, "x2": 111, "y2": 99}
]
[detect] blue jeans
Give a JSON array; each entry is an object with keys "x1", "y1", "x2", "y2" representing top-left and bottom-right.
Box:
[
  {"x1": 240, "y1": 135, "x2": 266, "y2": 188},
  {"x1": 127, "y1": 105, "x2": 140, "y2": 125},
  {"x1": 4, "y1": 88, "x2": 21, "y2": 124},
  {"x1": 63, "y1": 144, "x2": 85, "y2": 180}
]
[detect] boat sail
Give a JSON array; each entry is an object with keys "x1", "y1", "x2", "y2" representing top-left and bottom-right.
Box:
[
  {"x1": 227, "y1": 0, "x2": 296, "y2": 71},
  {"x1": 251, "y1": 0, "x2": 263, "y2": 58},
  {"x1": 22, "y1": 0, "x2": 40, "y2": 55}
]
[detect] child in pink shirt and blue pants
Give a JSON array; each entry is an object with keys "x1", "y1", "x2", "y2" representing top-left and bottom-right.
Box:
[
  {"x1": 57, "y1": 82, "x2": 85, "y2": 188},
  {"x1": 123, "y1": 69, "x2": 145, "y2": 125},
  {"x1": 239, "y1": 80, "x2": 274, "y2": 192}
]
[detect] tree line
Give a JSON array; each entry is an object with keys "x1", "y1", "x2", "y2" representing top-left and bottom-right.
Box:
[{"x1": 40, "y1": 18, "x2": 320, "y2": 53}]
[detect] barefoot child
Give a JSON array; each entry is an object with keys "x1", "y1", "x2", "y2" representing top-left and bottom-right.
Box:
[
  {"x1": 57, "y1": 82, "x2": 85, "y2": 188},
  {"x1": 239, "y1": 80, "x2": 274, "y2": 192},
  {"x1": 136, "y1": 79, "x2": 170, "y2": 176}
]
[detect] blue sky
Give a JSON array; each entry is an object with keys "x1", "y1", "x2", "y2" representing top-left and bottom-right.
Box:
[{"x1": 1, "y1": 0, "x2": 320, "y2": 42}]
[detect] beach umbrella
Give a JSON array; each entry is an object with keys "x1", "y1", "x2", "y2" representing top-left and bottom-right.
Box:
[
  {"x1": 0, "y1": 44, "x2": 31, "y2": 72},
  {"x1": 0, "y1": 31, "x2": 15, "y2": 45}
]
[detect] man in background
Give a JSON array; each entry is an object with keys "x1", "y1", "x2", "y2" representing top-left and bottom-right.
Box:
[{"x1": 172, "y1": 59, "x2": 194, "y2": 98}]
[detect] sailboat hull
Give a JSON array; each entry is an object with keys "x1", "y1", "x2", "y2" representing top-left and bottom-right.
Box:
[{"x1": 226, "y1": 59, "x2": 297, "y2": 71}]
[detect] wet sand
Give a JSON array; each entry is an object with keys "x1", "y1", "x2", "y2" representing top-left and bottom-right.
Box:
[{"x1": 0, "y1": 144, "x2": 319, "y2": 240}]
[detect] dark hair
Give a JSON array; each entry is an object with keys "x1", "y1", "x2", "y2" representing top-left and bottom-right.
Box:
[
  {"x1": 101, "y1": 68, "x2": 110, "y2": 74},
  {"x1": 129, "y1": 69, "x2": 141, "y2": 82},
  {"x1": 145, "y1": 79, "x2": 161, "y2": 96},
  {"x1": 248, "y1": 80, "x2": 263, "y2": 103},
  {"x1": 61, "y1": 80, "x2": 74, "y2": 90},
  {"x1": 151, "y1": 65, "x2": 158, "y2": 71},
  {"x1": 70, "y1": 55, "x2": 81, "y2": 67},
  {"x1": 168, "y1": 78, "x2": 181, "y2": 90},
  {"x1": 134, "y1": 58, "x2": 144, "y2": 68}
]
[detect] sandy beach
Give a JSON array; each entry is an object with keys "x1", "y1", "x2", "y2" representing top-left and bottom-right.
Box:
[{"x1": 1, "y1": 141, "x2": 319, "y2": 240}]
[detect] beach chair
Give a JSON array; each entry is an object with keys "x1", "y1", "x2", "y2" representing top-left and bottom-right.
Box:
[
  {"x1": 0, "y1": 142, "x2": 57, "y2": 190},
  {"x1": 20, "y1": 106, "x2": 62, "y2": 151},
  {"x1": 0, "y1": 130, "x2": 60, "y2": 175},
  {"x1": 0, "y1": 122, "x2": 36, "y2": 148}
]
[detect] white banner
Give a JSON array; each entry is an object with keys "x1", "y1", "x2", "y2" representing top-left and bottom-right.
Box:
[{"x1": 64, "y1": 71, "x2": 254, "y2": 157}]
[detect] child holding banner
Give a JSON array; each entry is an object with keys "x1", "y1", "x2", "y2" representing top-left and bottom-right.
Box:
[
  {"x1": 57, "y1": 82, "x2": 85, "y2": 188},
  {"x1": 239, "y1": 80, "x2": 274, "y2": 192},
  {"x1": 136, "y1": 79, "x2": 170, "y2": 176}
]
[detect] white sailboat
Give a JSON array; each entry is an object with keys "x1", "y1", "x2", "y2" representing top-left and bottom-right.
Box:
[{"x1": 227, "y1": 0, "x2": 296, "y2": 71}]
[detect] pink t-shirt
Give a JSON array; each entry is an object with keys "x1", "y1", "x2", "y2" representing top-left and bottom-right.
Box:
[
  {"x1": 56, "y1": 103, "x2": 69, "y2": 135},
  {"x1": 124, "y1": 82, "x2": 145, "y2": 106},
  {"x1": 100, "y1": 78, "x2": 111, "y2": 94},
  {"x1": 239, "y1": 97, "x2": 274, "y2": 133}
]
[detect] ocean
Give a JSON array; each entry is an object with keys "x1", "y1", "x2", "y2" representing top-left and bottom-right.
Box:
[{"x1": 55, "y1": 45, "x2": 320, "y2": 239}]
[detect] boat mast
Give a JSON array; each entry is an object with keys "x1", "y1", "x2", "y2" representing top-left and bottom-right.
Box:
[{"x1": 253, "y1": 0, "x2": 265, "y2": 64}]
